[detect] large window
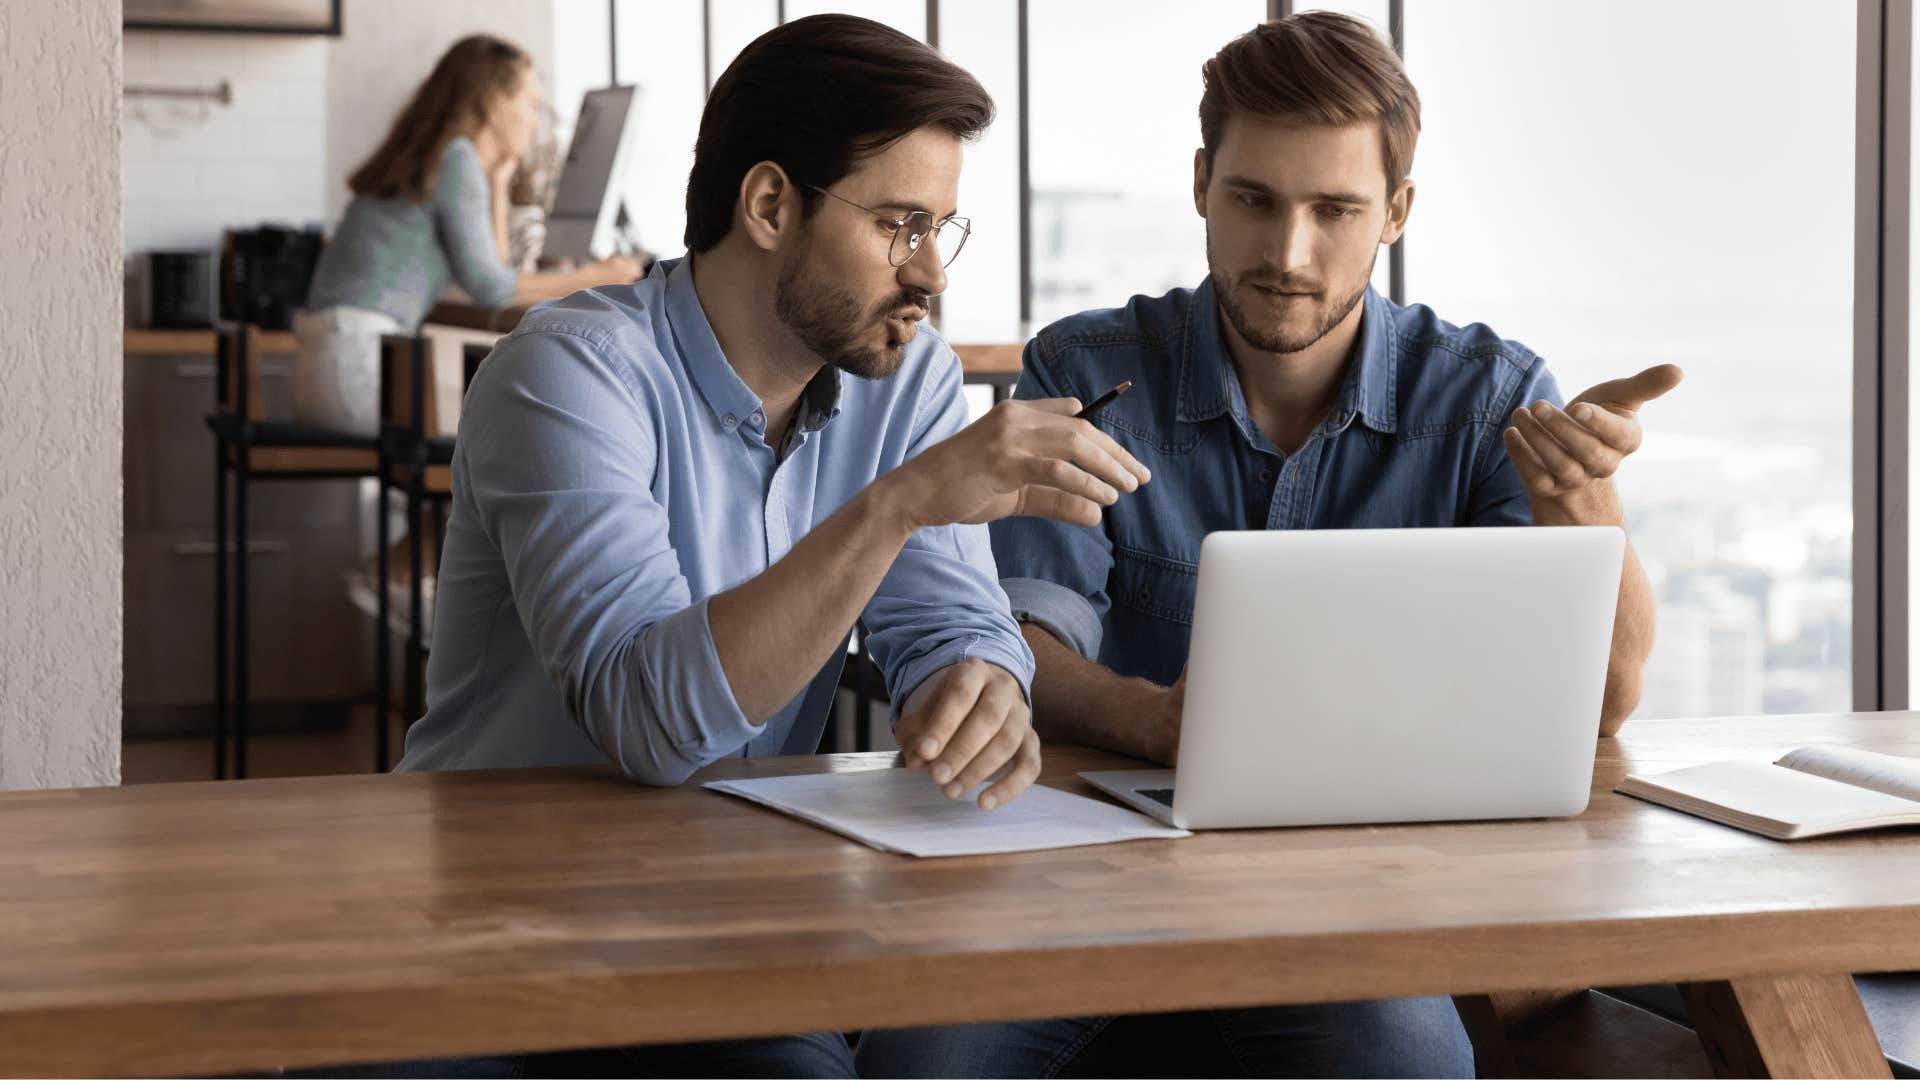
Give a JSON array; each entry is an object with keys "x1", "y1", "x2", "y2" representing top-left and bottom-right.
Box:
[
  {"x1": 549, "y1": 1, "x2": 611, "y2": 148},
  {"x1": 706, "y1": 0, "x2": 781, "y2": 88},
  {"x1": 612, "y1": 0, "x2": 706, "y2": 257},
  {"x1": 1026, "y1": 1, "x2": 1266, "y2": 328},
  {"x1": 784, "y1": 0, "x2": 924, "y2": 38},
  {"x1": 934, "y1": 0, "x2": 1022, "y2": 344},
  {"x1": 570, "y1": 3, "x2": 1868, "y2": 718},
  {"x1": 1404, "y1": 1, "x2": 1855, "y2": 718}
]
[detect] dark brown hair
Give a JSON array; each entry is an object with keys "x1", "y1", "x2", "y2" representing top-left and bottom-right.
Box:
[
  {"x1": 349, "y1": 34, "x2": 531, "y2": 203},
  {"x1": 684, "y1": 14, "x2": 994, "y2": 252},
  {"x1": 1200, "y1": 12, "x2": 1421, "y2": 190}
]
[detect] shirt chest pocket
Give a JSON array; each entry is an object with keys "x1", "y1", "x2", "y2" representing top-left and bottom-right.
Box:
[{"x1": 1110, "y1": 545, "x2": 1199, "y2": 627}]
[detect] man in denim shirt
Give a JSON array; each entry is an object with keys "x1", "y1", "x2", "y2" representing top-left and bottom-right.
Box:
[
  {"x1": 857, "y1": 11, "x2": 1677, "y2": 1079},
  {"x1": 386, "y1": 16, "x2": 1149, "y2": 1078}
]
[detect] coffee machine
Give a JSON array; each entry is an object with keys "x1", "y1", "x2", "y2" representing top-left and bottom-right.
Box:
[{"x1": 221, "y1": 225, "x2": 325, "y2": 331}]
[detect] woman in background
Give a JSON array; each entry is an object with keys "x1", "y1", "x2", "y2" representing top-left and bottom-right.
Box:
[
  {"x1": 295, "y1": 33, "x2": 640, "y2": 636},
  {"x1": 295, "y1": 33, "x2": 639, "y2": 437}
]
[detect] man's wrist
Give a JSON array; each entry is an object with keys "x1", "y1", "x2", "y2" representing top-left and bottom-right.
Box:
[
  {"x1": 1136, "y1": 678, "x2": 1182, "y2": 762},
  {"x1": 1078, "y1": 676, "x2": 1172, "y2": 761},
  {"x1": 863, "y1": 469, "x2": 930, "y2": 539},
  {"x1": 1531, "y1": 478, "x2": 1625, "y2": 527}
]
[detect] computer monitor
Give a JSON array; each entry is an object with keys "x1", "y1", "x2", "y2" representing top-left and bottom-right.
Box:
[{"x1": 542, "y1": 86, "x2": 644, "y2": 264}]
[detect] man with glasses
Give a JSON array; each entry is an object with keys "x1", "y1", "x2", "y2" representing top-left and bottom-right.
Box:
[{"x1": 382, "y1": 14, "x2": 1148, "y2": 1078}]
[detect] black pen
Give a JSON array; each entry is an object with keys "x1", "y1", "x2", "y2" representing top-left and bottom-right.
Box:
[{"x1": 1074, "y1": 380, "x2": 1132, "y2": 420}]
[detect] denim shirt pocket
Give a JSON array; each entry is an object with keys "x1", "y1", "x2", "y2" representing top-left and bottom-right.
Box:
[{"x1": 1109, "y1": 544, "x2": 1199, "y2": 627}]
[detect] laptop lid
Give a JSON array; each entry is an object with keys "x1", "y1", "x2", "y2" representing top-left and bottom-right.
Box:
[{"x1": 1170, "y1": 527, "x2": 1623, "y2": 829}]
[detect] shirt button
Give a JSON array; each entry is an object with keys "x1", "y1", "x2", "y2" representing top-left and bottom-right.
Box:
[
  {"x1": 1259, "y1": 467, "x2": 1275, "y2": 484},
  {"x1": 751, "y1": 410, "x2": 765, "y2": 425},
  {"x1": 1136, "y1": 586, "x2": 1152, "y2": 605},
  {"x1": 723, "y1": 413, "x2": 738, "y2": 428}
]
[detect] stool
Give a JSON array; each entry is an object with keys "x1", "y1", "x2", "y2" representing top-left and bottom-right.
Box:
[
  {"x1": 373, "y1": 335, "x2": 488, "y2": 770},
  {"x1": 208, "y1": 323, "x2": 379, "y2": 779}
]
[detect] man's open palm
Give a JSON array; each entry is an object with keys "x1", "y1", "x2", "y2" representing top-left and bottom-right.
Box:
[{"x1": 1503, "y1": 363, "x2": 1683, "y2": 500}]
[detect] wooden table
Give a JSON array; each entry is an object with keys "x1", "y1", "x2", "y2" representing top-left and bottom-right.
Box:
[
  {"x1": 125, "y1": 327, "x2": 298, "y2": 355},
  {"x1": 121, "y1": 319, "x2": 1020, "y2": 380},
  {"x1": 3, "y1": 713, "x2": 1916, "y2": 1077},
  {"x1": 426, "y1": 301, "x2": 1025, "y2": 388}
]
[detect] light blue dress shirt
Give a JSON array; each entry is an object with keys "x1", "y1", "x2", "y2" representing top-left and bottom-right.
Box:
[
  {"x1": 398, "y1": 257, "x2": 1033, "y2": 784},
  {"x1": 990, "y1": 279, "x2": 1563, "y2": 688}
]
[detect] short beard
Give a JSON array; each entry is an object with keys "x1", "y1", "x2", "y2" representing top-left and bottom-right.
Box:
[
  {"x1": 773, "y1": 238, "x2": 921, "y2": 381},
  {"x1": 1208, "y1": 236, "x2": 1374, "y2": 355}
]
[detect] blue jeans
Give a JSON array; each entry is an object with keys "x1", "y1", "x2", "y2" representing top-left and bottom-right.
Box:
[
  {"x1": 294, "y1": 1031, "x2": 855, "y2": 1078},
  {"x1": 853, "y1": 998, "x2": 1472, "y2": 1078}
]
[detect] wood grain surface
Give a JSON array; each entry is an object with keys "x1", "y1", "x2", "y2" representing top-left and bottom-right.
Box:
[
  {"x1": 126, "y1": 328, "x2": 299, "y2": 355},
  {"x1": 423, "y1": 301, "x2": 1025, "y2": 378},
  {"x1": 2, "y1": 713, "x2": 1915, "y2": 1076}
]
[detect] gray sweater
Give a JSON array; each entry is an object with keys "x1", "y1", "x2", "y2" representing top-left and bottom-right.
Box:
[{"x1": 304, "y1": 135, "x2": 519, "y2": 327}]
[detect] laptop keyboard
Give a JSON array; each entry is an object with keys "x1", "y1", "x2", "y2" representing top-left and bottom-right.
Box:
[{"x1": 1138, "y1": 788, "x2": 1175, "y2": 808}]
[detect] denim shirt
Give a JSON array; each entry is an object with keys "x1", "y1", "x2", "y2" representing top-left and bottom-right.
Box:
[
  {"x1": 990, "y1": 279, "x2": 1562, "y2": 688},
  {"x1": 399, "y1": 256, "x2": 1033, "y2": 784}
]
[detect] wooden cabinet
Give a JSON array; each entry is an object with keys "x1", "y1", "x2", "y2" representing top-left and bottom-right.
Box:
[{"x1": 122, "y1": 334, "x2": 370, "y2": 736}]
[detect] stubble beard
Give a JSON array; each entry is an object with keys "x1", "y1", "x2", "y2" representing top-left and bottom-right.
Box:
[
  {"x1": 1207, "y1": 226, "x2": 1375, "y2": 356},
  {"x1": 773, "y1": 237, "x2": 919, "y2": 381}
]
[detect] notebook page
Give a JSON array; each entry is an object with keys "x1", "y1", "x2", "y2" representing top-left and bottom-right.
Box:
[
  {"x1": 1776, "y1": 744, "x2": 1920, "y2": 803},
  {"x1": 1620, "y1": 759, "x2": 1920, "y2": 836},
  {"x1": 705, "y1": 769, "x2": 1190, "y2": 857}
]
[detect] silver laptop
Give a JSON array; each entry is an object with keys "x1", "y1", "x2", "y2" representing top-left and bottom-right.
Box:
[{"x1": 1082, "y1": 527, "x2": 1624, "y2": 829}]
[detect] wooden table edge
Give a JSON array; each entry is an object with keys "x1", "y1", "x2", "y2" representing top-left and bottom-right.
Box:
[{"x1": 6, "y1": 905, "x2": 1915, "y2": 1077}]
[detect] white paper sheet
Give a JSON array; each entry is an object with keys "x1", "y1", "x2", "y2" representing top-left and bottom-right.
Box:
[{"x1": 704, "y1": 768, "x2": 1191, "y2": 857}]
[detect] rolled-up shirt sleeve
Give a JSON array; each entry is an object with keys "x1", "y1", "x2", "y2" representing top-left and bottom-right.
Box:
[
  {"x1": 458, "y1": 328, "x2": 757, "y2": 785},
  {"x1": 1468, "y1": 354, "x2": 1565, "y2": 527},
  {"x1": 862, "y1": 348, "x2": 1036, "y2": 725},
  {"x1": 987, "y1": 337, "x2": 1115, "y2": 659}
]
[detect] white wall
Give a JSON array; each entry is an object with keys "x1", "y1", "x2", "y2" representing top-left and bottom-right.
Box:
[
  {"x1": 123, "y1": 32, "x2": 329, "y2": 255},
  {"x1": 0, "y1": 0, "x2": 125, "y2": 790},
  {"x1": 325, "y1": 0, "x2": 557, "y2": 224},
  {"x1": 121, "y1": 0, "x2": 559, "y2": 257},
  {"x1": 552, "y1": 0, "x2": 613, "y2": 154}
]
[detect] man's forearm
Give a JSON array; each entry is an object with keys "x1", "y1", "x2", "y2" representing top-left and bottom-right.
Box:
[
  {"x1": 706, "y1": 474, "x2": 917, "y2": 722},
  {"x1": 1530, "y1": 479, "x2": 1655, "y2": 736},
  {"x1": 1024, "y1": 624, "x2": 1173, "y2": 762},
  {"x1": 1595, "y1": 540, "x2": 1654, "y2": 735}
]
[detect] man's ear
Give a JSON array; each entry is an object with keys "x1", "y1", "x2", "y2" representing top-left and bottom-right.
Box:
[
  {"x1": 1381, "y1": 178, "x2": 1415, "y2": 246},
  {"x1": 736, "y1": 160, "x2": 798, "y2": 254},
  {"x1": 1192, "y1": 147, "x2": 1210, "y2": 218}
]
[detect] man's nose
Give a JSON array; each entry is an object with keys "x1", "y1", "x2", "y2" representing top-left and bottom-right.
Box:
[
  {"x1": 898, "y1": 234, "x2": 949, "y2": 298},
  {"x1": 1272, "y1": 217, "x2": 1314, "y2": 275}
]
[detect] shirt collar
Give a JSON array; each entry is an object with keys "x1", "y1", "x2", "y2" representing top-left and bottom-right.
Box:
[
  {"x1": 1176, "y1": 276, "x2": 1232, "y2": 422},
  {"x1": 662, "y1": 255, "x2": 845, "y2": 437},
  {"x1": 1339, "y1": 287, "x2": 1399, "y2": 435},
  {"x1": 796, "y1": 365, "x2": 842, "y2": 433},
  {"x1": 1177, "y1": 278, "x2": 1398, "y2": 436}
]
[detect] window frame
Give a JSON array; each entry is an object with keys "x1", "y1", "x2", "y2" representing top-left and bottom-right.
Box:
[{"x1": 1859, "y1": 0, "x2": 1911, "y2": 710}]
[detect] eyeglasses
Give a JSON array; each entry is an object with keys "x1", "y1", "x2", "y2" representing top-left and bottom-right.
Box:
[{"x1": 804, "y1": 183, "x2": 972, "y2": 269}]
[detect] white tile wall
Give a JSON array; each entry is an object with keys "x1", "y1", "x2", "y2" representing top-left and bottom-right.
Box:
[
  {"x1": 122, "y1": 31, "x2": 330, "y2": 256},
  {"x1": 124, "y1": 3, "x2": 560, "y2": 256}
]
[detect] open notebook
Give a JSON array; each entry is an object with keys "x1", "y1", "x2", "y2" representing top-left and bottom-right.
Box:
[{"x1": 1617, "y1": 744, "x2": 1920, "y2": 839}]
